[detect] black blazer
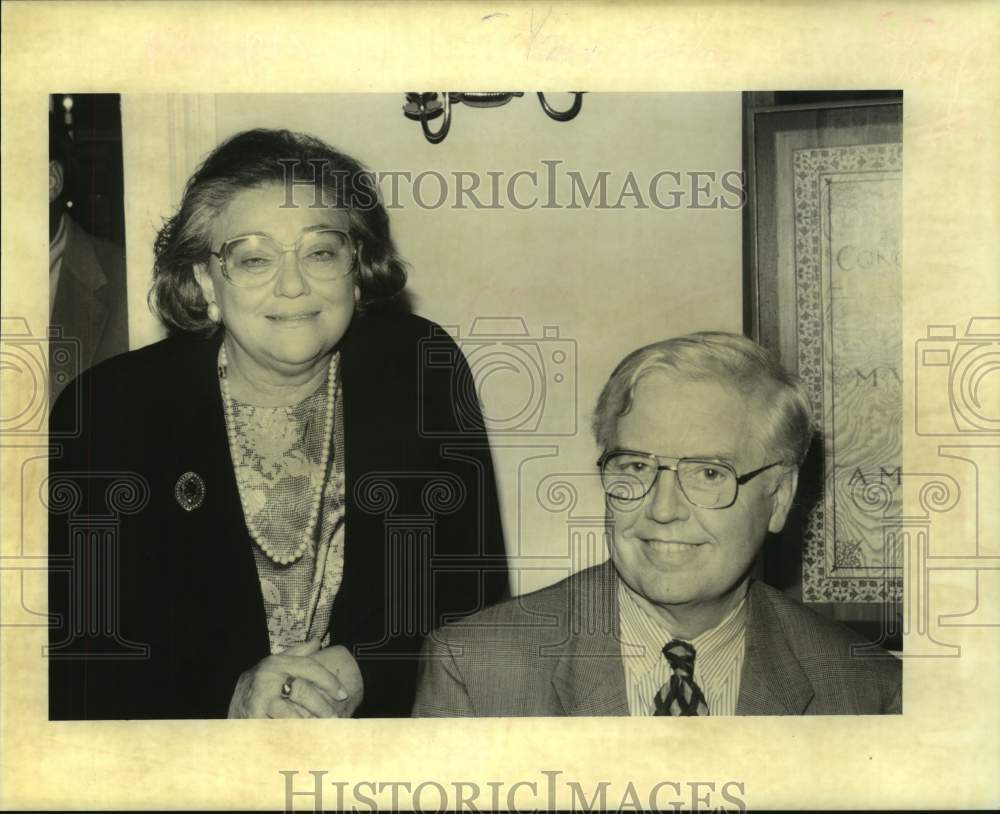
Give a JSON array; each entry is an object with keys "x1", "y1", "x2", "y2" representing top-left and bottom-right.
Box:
[{"x1": 48, "y1": 311, "x2": 509, "y2": 719}]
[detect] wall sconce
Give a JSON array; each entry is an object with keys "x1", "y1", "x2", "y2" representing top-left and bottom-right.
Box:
[{"x1": 403, "y1": 92, "x2": 584, "y2": 144}]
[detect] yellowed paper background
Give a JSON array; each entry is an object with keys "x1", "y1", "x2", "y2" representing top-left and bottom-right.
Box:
[{"x1": 2, "y1": 1, "x2": 998, "y2": 809}]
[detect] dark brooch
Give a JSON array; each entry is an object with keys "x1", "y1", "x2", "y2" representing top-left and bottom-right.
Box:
[{"x1": 174, "y1": 471, "x2": 206, "y2": 512}]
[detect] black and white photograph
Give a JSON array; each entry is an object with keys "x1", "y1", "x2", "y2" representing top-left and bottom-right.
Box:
[
  {"x1": 2, "y1": 2, "x2": 998, "y2": 811},
  {"x1": 44, "y1": 90, "x2": 904, "y2": 723}
]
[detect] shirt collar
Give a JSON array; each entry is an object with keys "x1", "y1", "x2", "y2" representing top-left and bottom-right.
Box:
[{"x1": 617, "y1": 578, "x2": 747, "y2": 680}]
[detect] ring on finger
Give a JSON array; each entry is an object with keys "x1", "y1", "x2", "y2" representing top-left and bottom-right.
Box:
[{"x1": 280, "y1": 676, "x2": 296, "y2": 699}]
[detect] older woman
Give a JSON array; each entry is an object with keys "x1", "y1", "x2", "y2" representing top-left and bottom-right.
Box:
[{"x1": 48, "y1": 129, "x2": 508, "y2": 719}]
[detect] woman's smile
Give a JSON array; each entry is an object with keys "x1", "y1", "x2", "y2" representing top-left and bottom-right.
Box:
[
  {"x1": 196, "y1": 183, "x2": 359, "y2": 383},
  {"x1": 265, "y1": 310, "x2": 321, "y2": 323}
]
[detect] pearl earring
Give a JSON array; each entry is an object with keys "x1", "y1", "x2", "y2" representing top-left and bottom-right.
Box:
[{"x1": 207, "y1": 302, "x2": 222, "y2": 323}]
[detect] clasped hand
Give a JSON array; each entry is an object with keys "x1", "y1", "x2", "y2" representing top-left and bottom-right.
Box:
[{"x1": 228, "y1": 639, "x2": 363, "y2": 718}]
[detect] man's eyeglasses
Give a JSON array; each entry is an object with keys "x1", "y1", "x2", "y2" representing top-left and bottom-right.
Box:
[
  {"x1": 210, "y1": 229, "x2": 358, "y2": 288},
  {"x1": 597, "y1": 449, "x2": 783, "y2": 509}
]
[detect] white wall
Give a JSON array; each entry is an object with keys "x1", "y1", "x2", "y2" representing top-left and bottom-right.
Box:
[{"x1": 122, "y1": 92, "x2": 743, "y2": 594}]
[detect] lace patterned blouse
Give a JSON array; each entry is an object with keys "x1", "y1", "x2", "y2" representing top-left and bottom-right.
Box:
[{"x1": 224, "y1": 361, "x2": 346, "y2": 654}]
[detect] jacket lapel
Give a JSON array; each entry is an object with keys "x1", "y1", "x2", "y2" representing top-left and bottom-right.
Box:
[
  {"x1": 51, "y1": 218, "x2": 110, "y2": 374},
  {"x1": 170, "y1": 334, "x2": 271, "y2": 661},
  {"x1": 330, "y1": 317, "x2": 386, "y2": 638},
  {"x1": 736, "y1": 581, "x2": 815, "y2": 715},
  {"x1": 551, "y1": 561, "x2": 630, "y2": 716}
]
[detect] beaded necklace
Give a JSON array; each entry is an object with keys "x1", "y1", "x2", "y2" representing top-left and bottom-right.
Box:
[{"x1": 218, "y1": 344, "x2": 339, "y2": 566}]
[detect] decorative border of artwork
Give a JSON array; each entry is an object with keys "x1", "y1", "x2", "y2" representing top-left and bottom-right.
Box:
[
  {"x1": 742, "y1": 96, "x2": 904, "y2": 616},
  {"x1": 792, "y1": 143, "x2": 903, "y2": 603}
]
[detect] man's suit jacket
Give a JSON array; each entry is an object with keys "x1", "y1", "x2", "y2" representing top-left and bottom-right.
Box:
[
  {"x1": 413, "y1": 560, "x2": 901, "y2": 716},
  {"x1": 50, "y1": 216, "x2": 130, "y2": 405},
  {"x1": 49, "y1": 310, "x2": 509, "y2": 719}
]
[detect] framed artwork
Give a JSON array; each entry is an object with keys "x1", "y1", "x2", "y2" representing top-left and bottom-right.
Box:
[{"x1": 743, "y1": 92, "x2": 903, "y2": 643}]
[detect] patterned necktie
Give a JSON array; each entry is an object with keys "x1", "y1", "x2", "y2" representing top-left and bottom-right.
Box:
[{"x1": 654, "y1": 639, "x2": 710, "y2": 716}]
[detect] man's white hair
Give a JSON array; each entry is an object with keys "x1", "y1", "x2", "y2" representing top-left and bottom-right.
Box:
[{"x1": 592, "y1": 331, "x2": 814, "y2": 466}]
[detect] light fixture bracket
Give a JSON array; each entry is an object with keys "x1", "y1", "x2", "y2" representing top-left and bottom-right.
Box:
[{"x1": 403, "y1": 92, "x2": 584, "y2": 144}]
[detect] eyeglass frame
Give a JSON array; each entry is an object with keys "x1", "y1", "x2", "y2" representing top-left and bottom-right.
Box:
[
  {"x1": 208, "y1": 228, "x2": 360, "y2": 287},
  {"x1": 596, "y1": 448, "x2": 784, "y2": 510}
]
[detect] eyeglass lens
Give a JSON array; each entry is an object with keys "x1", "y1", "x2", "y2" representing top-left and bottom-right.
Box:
[
  {"x1": 223, "y1": 231, "x2": 353, "y2": 283},
  {"x1": 601, "y1": 452, "x2": 737, "y2": 508}
]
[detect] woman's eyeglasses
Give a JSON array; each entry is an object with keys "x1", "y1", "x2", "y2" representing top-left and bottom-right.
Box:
[{"x1": 210, "y1": 229, "x2": 358, "y2": 287}]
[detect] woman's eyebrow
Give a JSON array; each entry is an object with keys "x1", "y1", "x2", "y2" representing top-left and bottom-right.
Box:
[
  {"x1": 223, "y1": 224, "x2": 347, "y2": 240},
  {"x1": 300, "y1": 224, "x2": 347, "y2": 233}
]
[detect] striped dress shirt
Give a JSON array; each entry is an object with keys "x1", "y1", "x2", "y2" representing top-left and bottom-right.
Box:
[{"x1": 617, "y1": 581, "x2": 747, "y2": 716}]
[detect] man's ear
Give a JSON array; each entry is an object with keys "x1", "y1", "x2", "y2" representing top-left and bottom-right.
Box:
[
  {"x1": 193, "y1": 262, "x2": 216, "y2": 304},
  {"x1": 49, "y1": 161, "x2": 64, "y2": 204},
  {"x1": 767, "y1": 467, "x2": 799, "y2": 534}
]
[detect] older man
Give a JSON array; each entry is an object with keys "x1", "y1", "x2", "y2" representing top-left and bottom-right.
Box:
[{"x1": 414, "y1": 332, "x2": 901, "y2": 716}]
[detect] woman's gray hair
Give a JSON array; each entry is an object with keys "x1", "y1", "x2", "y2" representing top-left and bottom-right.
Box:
[
  {"x1": 591, "y1": 331, "x2": 814, "y2": 466},
  {"x1": 150, "y1": 128, "x2": 407, "y2": 335}
]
